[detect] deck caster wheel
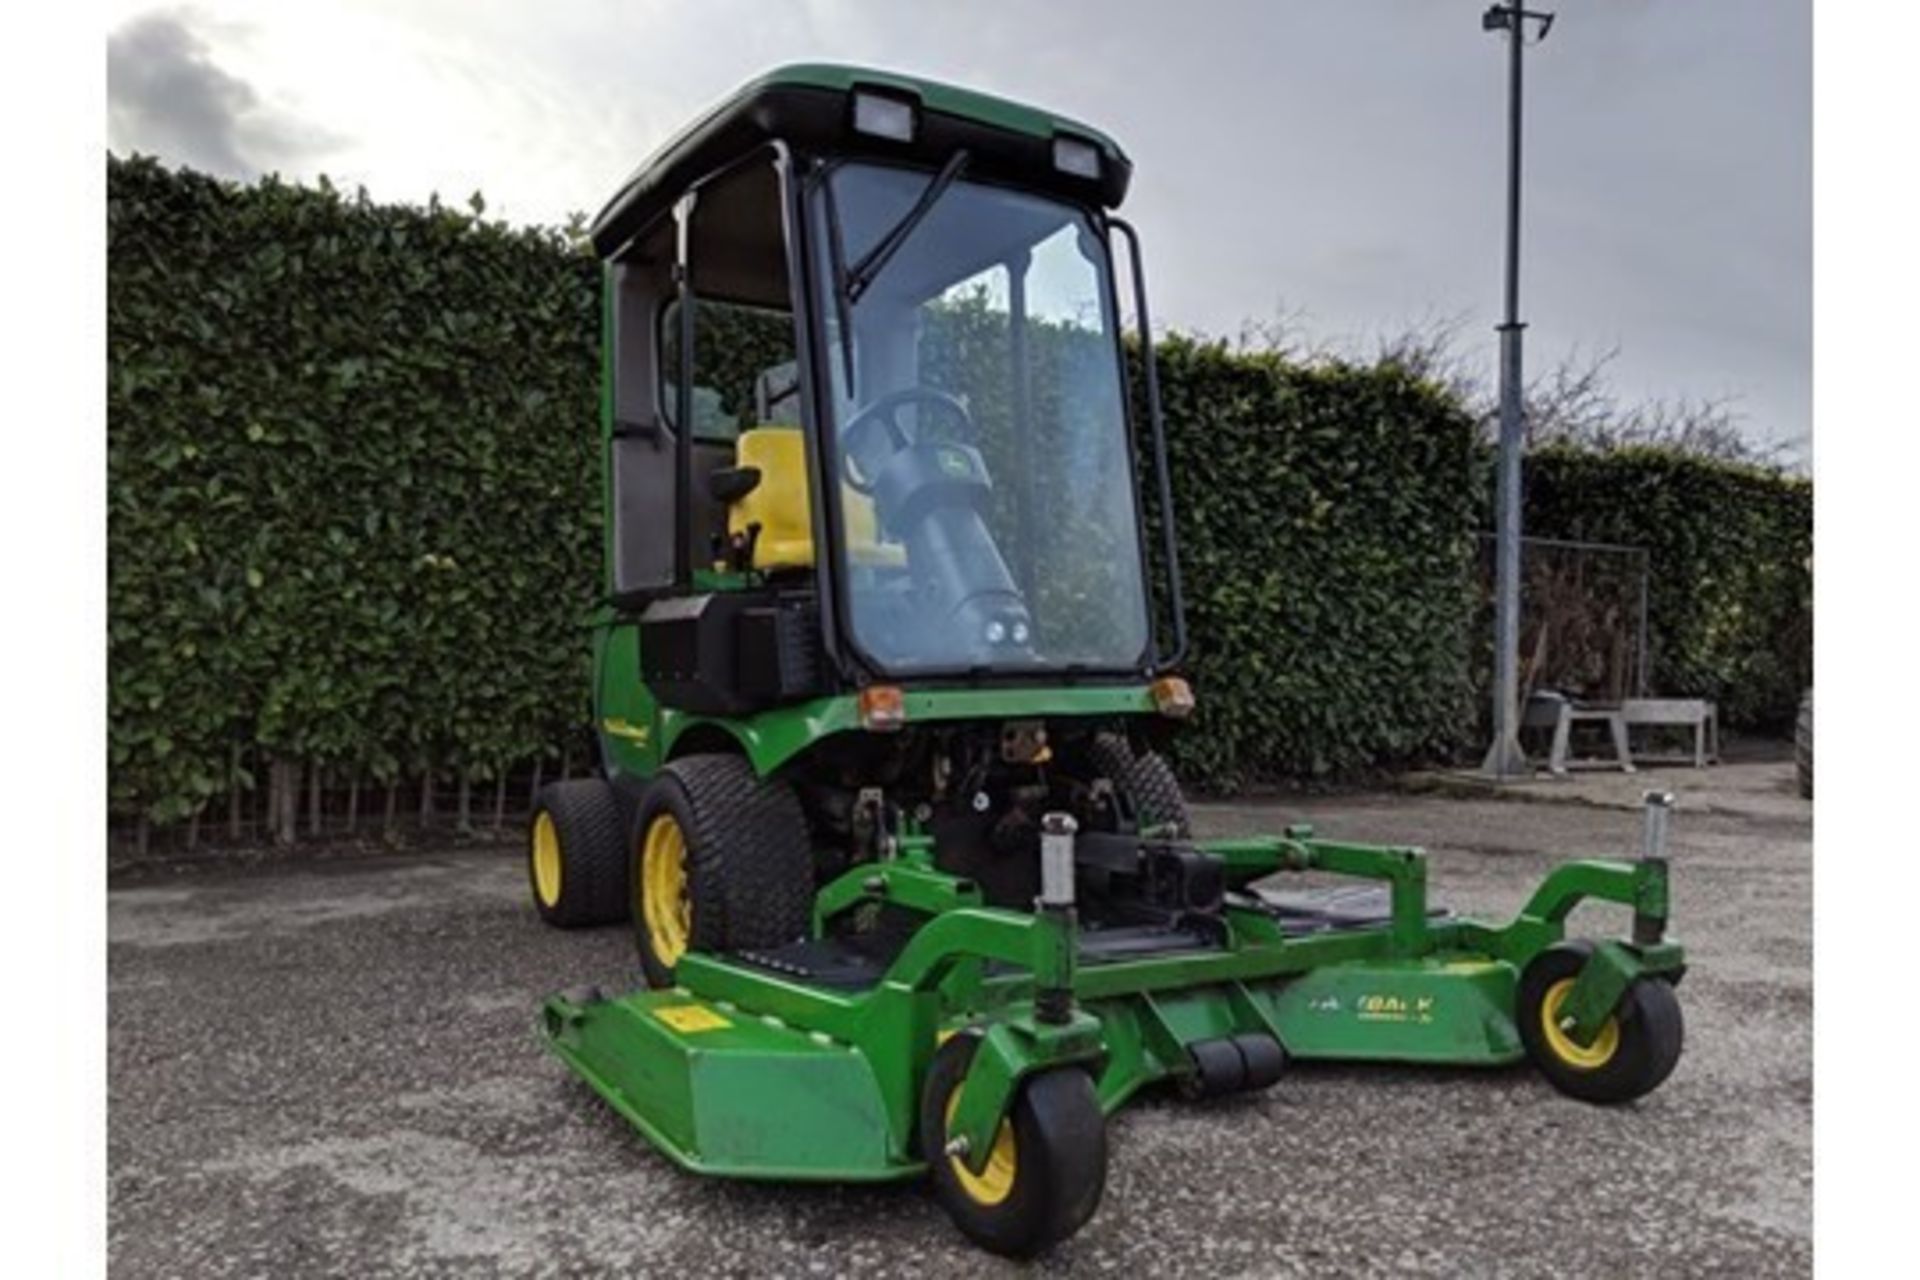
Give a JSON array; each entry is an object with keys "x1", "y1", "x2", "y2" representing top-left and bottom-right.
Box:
[
  {"x1": 527, "y1": 779, "x2": 628, "y2": 928},
  {"x1": 920, "y1": 1032, "x2": 1107, "y2": 1258},
  {"x1": 1519, "y1": 941, "x2": 1684, "y2": 1105}
]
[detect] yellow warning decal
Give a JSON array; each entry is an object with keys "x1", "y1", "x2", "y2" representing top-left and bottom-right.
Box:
[{"x1": 654, "y1": 1004, "x2": 731, "y2": 1033}]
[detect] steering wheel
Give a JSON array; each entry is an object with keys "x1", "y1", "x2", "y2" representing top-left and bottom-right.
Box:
[{"x1": 840, "y1": 387, "x2": 975, "y2": 494}]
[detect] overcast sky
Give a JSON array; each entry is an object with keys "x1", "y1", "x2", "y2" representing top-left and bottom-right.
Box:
[{"x1": 105, "y1": 0, "x2": 1811, "y2": 458}]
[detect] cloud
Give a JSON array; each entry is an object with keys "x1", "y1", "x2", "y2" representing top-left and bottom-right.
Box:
[{"x1": 107, "y1": 8, "x2": 343, "y2": 178}]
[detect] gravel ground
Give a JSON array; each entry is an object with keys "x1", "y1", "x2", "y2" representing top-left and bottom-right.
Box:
[{"x1": 108, "y1": 757, "x2": 1811, "y2": 1277}]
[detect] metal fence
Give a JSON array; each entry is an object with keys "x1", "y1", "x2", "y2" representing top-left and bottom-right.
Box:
[{"x1": 1475, "y1": 532, "x2": 1650, "y2": 708}]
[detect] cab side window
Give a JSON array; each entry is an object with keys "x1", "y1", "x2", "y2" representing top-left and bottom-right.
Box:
[
  {"x1": 607, "y1": 151, "x2": 799, "y2": 598},
  {"x1": 659, "y1": 298, "x2": 797, "y2": 440}
]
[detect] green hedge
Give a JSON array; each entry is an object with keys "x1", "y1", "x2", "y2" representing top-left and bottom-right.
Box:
[
  {"x1": 1152, "y1": 337, "x2": 1481, "y2": 787},
  {"x1": 108, "y1": 156, "x2": 600, "y2": 825},
  {"x1": 107, "y1": 157, "x2": 1805, "y2": 828},
  {"x1": 1523, "y1": 448, "x2": 1812, "y2": 728}
]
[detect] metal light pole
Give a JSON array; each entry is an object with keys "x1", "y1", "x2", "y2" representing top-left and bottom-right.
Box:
[{"x1": 1480, "y1": 0, "x2": 1554, "y2": 778}]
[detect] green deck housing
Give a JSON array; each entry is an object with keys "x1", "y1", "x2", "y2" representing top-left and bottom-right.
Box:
[{"x1": 546, "y1": 824, "x2": 1681, "y2": 1180}]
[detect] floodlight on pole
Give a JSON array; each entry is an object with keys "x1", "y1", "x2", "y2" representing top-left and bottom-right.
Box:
[{"x1": 1481, "y1": 0, "x2": 1554, "y2": 779}]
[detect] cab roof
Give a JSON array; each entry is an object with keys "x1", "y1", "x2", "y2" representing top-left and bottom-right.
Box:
[{"x1": 588, "y1": 63, "x2": 1133, "y2": 259}]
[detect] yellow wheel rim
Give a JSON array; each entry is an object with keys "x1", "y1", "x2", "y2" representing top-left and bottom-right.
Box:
[
  {"x1": 945, "y1": 1087, "x2": 1018, "y2": 1207},
  {"x1": 1540, "y1": 977, "x2": 1622, "y2": 1070},
  {"x1": 531, "y1": 811, "x2": 562, "y2": 908},
  {"x1": 641, "y1": 814, "x2": 692, "y2": 966}
]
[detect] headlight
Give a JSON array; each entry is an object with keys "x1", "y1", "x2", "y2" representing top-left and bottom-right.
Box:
[
  {"x1": 1053, "y1": 135, "x2": 1101, "y2": 180},
  {"x1": 852, "y1": 91, "x2": 915, "y2": 143}
]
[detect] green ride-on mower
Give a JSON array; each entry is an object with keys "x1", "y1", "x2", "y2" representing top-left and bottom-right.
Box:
[{"x1": 526, "y1": 64, "x2": 1687, "y2": 1257}]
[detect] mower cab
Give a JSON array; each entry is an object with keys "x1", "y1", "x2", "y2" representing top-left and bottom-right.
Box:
[
  {"x1": 527, "y1": 64, "x2": 1688, "y2": 1259},
  {"x1": 584, "y1": 65, "x2": 1177, "y2": 730}
]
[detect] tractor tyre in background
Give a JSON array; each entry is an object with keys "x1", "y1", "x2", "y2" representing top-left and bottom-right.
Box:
[
  {"x1": 527, "y1": 779, "x2": 629, "y2": 928},
  {"x1": 1518, "y1": 941, "x2": 1685, "y2": 1105},
  {"x1": 1087, "y1": 733, "x2": 1192, "y2": 837},
  {"x1": 630, "y1": 753, "x2": 814, "y2": 988},
  {"x1": 1795, "y1": 688, "x2": 1813, "y2": 800}
]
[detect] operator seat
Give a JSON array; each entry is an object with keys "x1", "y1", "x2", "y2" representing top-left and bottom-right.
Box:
[{"x1": 722, "y1": 427, "x2": 901, "y2": 573}]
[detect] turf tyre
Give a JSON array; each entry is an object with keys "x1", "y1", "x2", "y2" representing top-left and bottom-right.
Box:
[
  {"x1": 1518, "y1": 941, "x2": 1684, "y2": 1105},
  {"x1": 527, "y1": 779, "x2": 628, "y2": 928},
  {"x1": 920, "y1": 1032, "x2": 1107, "y2": 1258},
  {"x1": 630, "y1": 754, "x2": 814, "y2": 988},
  {"x1": 1086, "y1": 733, "x2": 1191, "y2": 837},
  {"x1": 1795, "y1": 688, "x2": 1812, "y2": 800}
]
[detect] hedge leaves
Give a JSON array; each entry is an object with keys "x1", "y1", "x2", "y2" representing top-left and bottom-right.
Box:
[{"x1": 109, "y1": 156, "x2": 600, "y2": 824}]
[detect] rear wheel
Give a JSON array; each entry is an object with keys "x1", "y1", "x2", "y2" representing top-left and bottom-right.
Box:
[
  {"x1": 920, "y1": 1032, "x2": 1107, "y2": 1258},
  {"x1": 630, "y1": 754, "x2": 814, "y2": 987},
  {"x1": 1795, "y1": 688, "x2": 1813, "y2": 800},
  {"x1": 1087, "y1": 733, "x2": 1191, "y2": 837},
  {"x1": 1519, "y1": 942, "x2": 1684, "y2": 1104},
  {"x1": 527, "y1": 779, "x2": 628, "y2": 928}
]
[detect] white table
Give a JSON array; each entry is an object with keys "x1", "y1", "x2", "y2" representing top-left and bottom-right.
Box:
[
  {"x1": 1617, "y1": 698, "x2": 1720, "y2": 768},
  {"x1": 1523, "y1": 693, "x2": 1635, "y2": 775}
]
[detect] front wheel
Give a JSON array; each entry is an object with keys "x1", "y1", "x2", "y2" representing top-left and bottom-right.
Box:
[
  {"x1": 1518, "y1": 942, "x2": 1684, "y2": 1104},
  {"x1": 629, "y1": 754, "x2": 814, "y2": 988},
  {"x1": 920, "y1": 1032, "x2": 1107, "y2": 1258},
  {"x1": 1086, "y1": 733, "x2": 1191, "y2": 837}
]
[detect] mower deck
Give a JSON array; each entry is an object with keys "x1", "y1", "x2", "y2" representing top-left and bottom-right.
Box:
[{"x1": 543, "y1": 829, "x2": 1682, "y2": 1187}]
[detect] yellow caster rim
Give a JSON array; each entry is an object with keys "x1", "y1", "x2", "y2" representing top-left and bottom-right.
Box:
[
  {"x1": 641, "y1": 814, "x2": 692, "y2": 965},
  {"x1": 945, "y1": 1088, "x2": 1019, "y2": 1207},
  {"x1": 1540, "y1": 977, "x2": 1622, "y2": 1070},
  {"x1": 531, "y1": 811, "x2": 562, "y2": 908}
]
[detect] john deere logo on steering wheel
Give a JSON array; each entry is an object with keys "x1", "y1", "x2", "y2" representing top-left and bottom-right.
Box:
[{"x1": 937, "y1": 448, "x2": 971, "y2": 478}]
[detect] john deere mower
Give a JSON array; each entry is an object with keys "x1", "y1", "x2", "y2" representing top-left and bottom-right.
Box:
[{"x1": 526, "y1": 64, "x2": 1686, "y2": 1257}]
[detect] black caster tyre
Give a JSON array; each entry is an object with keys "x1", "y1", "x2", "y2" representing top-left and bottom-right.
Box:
[
  {"x1": 1087, "y1": 733, "x2": 1192, "y2": 837},
  {"x1": 1519, "y1": 941, "x2": 1684, "y2": 1105},
  {"x1": 919, "y1": 1031, "x2": 1107, "y2": 1258},
  {"x1": 528, "y1": 779, "x2": 628, "y2": 928},
  {"x1": 630, "y1": 754, "x2": 813, "y2": 988}
]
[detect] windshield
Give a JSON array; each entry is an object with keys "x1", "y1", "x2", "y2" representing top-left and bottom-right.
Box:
[{"x1": 810, "y1": 161, "x2": 1150, "y2": 675}]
